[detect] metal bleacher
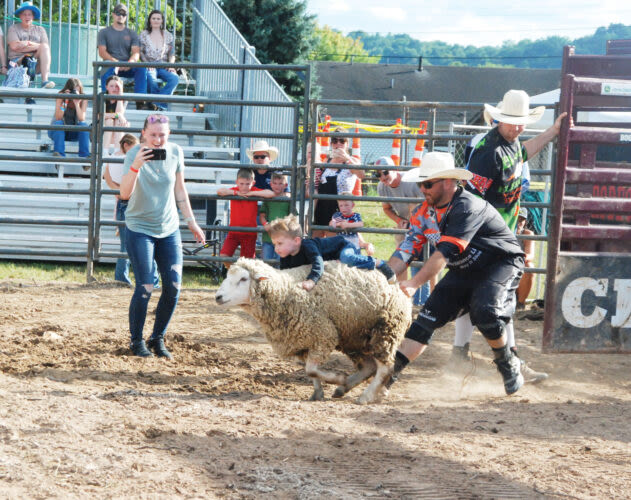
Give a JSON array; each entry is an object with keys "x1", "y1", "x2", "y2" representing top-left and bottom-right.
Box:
[{"x1": 0, "y1": 89, "x2": 238, "y2": 262}]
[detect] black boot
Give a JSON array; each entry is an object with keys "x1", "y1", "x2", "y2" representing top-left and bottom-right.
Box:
[
  {"x1": 147, "y1": 337, "x2": 172, "y2": 359},
  {"x1": 130, "y1": 340, "x2": 153, "y2": 357},
  {"x1": 494, "y1": 351, "x2": 524, "y2": 395},
  {"x1": 384, "y1": 351, "x2": 410, "y2": 389}
]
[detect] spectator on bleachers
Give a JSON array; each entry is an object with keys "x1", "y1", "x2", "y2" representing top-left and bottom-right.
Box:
[
  {"x1": 103, "y1": 75, "x2": 130, "y2": 154},
  {"x1": 6, "y1": 1, "x2": 54, "y2": 88},
  {"x1": 140, "y1": 9, "x2": 179, "y2": 111},
  {"x1": 48, "y1": 78, "x2": 90, "y2": 158},
  {"x1": 98, "y1": 3, "x2": 150, "y2": 110},
  {"x1": 0, "y1": 27, "x2": 7, "y2": 76}
]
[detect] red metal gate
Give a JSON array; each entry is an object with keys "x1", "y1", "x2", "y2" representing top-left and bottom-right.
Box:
[{"x1": 543, "y1": 46, "x2": 631, "y2": 353}]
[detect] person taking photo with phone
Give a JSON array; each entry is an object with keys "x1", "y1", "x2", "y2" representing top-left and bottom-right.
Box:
[{"x1": 119, "y1": 114, "x2": 205, "y2": 359}]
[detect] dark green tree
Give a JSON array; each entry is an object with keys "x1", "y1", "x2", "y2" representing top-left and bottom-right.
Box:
[{"x1": 219, "y1": 0, "x2": 317, "y2": 101}]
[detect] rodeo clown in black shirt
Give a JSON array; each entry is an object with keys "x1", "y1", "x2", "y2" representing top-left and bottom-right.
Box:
[{"x1": 386, "y1": 152, "x2": 526, "y2": 395}]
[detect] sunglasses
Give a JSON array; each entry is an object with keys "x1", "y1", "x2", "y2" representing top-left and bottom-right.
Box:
[
  {"x1": 420, "y1": 179, "x2": 443, "y2": 189},
  {"x1": 331, "y1": 138, "x2": 347, "y2": 144},
  {"x1": 253, "y1": 155, "x2": 269, "y2": 160},
  {"x1": 378, "y1": 170, "x2": 390, "y2": 177},
  {"x1": 114, "y1": 10, "x2": 127, "y2": 16},
  {"x1": 147, "y1": 115, "x2": 169, "y2": 124}
]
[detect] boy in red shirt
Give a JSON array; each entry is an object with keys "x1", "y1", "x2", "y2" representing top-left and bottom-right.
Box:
[{"x1": 217, "y1": 168, "x2": 275, "y2": 262}]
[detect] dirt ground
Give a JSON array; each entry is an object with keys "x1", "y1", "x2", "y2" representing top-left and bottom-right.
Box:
[{"x1": 0, "y1": 280, "x2": 629, "y2": 499}]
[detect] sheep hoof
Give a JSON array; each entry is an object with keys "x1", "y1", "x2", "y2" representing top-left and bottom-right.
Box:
[
  {"x1": 332, "y1": 386, "x2": 347, "y2": 398},
  {"x1": 309, "y1": 388, "x2": 325, "y2": 401},
  {"x1": 356, "y1": 395, "x2": 370, "y2": 405}
]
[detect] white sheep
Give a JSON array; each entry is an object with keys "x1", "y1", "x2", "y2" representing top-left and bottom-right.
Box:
[{"x1": 215, "y1": 258, "x2": 412, "y2": 404}]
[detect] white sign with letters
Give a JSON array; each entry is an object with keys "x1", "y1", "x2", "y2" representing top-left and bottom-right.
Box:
[{"x1": 601, "y1": 82, "x2": 631, "y2": 96}]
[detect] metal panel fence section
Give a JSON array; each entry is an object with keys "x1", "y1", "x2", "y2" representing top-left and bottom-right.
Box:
[
  {"x1": 191, "y1": 0, "x2": 296, "y2": 167},
  {"x1": 87, "y1": 60, "x2": 307, "y2": 279},
  {"x1": 306, "y1": 99, "x2": 555, "y2": 287},
  {"x1": 2, "y1": 0, "x2": 191, "y2": 79}
]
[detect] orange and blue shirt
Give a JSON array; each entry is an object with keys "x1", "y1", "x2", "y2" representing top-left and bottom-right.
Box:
[{"x1": 395, "y1": 188, "x2": 523, "y2": 272}]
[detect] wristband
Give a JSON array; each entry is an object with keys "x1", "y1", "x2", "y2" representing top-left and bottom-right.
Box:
[
  {"x1": 130, "y1": 166, "x2": 139, "y2": 173},
  {"x1": 185, "y1": 217, "x2": 195, "y2": 224}
]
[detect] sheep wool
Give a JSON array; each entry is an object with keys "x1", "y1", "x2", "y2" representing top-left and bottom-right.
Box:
[{"x1": 229, "y1": 258, "x2": 411, "y2": 368}]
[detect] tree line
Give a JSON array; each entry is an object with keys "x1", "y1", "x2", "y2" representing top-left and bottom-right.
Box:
[{"x1": 346, "y1": 24, "x2": 631, "y2": 68}]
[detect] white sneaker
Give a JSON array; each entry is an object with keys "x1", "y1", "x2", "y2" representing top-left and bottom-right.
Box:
[
  {"x1": 42, "y1": 81, "x2": 55, "y2": 89},
  {"x1": 520, "y1": 359, "x2": 548, "y2": 384}
]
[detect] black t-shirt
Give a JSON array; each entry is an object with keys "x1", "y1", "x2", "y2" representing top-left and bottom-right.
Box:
[
  {"x1": 279, "y1": 235, "x2": 347, "y2": 283},
  {"x1": 465, "y1": 127, "x2": 528, "y2": 230},
  {"x1": 435, "y1": 188, "x2": 524, "y2": 272}
]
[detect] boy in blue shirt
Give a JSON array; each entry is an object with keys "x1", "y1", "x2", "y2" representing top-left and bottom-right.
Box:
[{"x1": 268, "y1": 214, "x2": 394, "y2": 291}]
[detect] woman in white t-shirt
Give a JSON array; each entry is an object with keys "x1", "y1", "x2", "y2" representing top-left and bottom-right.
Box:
[{"x1": 104, "y1": 133, "x2": 140, "y2": 285}]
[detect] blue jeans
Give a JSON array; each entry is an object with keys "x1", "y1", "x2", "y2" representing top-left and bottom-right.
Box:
[
  {"x1": 338, "y1": 244, "x2": 376, "y2": 270},
  {"x1": 261, "y1": 241, "x2": 279, "y2": 261},
  {"x1": 125, "y1": 227, "x2": 181, "y2": 345},
  {"x1": 411, "y1": 265, "x2": 431, "y2": 306},
  {"x1": 147, "y1": 68, "x2": 179, "y2": 110},
  {"x1": 115, "y1": 201, "x2": 159, "y2": 286},
  {"x1": 47, "y1": 120, "x2": 90, "y2": 157},
  {"x1": 101, "y1": 67, "x2": 148, "y2": 94}
]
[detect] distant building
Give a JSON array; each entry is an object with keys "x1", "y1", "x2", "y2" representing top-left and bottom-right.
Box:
[{"x1": 313, "y1": 61, "x2": 560, "y2": 125}]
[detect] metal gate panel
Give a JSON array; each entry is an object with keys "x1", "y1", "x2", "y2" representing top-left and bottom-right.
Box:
[{"x1": 543, "y1": 45, "x2": 631, "y2": 352}]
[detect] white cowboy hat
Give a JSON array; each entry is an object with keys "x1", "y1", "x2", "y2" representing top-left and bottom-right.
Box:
[
  {"x1": 246, "y1": 140, "x2": 278, "y2": 162},
  {"x1": 483, "y1": 102, "x2": 500, "y2": 126},
  {"x1": 484, "y1": 90, "x2": 545, "y2": 126},
  {"x1": 402, "y1": 152, "x2": 472, "y2": 183}
]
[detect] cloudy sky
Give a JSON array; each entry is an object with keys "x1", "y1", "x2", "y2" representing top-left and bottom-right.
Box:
[{"x1": 307, "y1": 0, "x2": 629, "y2": 47}]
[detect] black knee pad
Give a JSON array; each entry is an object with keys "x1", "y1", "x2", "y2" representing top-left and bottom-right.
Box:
[
  {"x1": 477, "y1": 319, "x2": 507, "y2": 341},
  {"x1": 404, "y1": 320, "x2": 434, "y2": 344}
]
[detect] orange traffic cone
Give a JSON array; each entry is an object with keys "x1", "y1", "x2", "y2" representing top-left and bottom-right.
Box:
[
  {"x1": 352, "y1": 120, "x2": 361, "y2": 161},
  {"x1": 411, "y1": 121, "x2": 428, "y2": 166},
  {"x1": 320, "y1": 115, "x2": 331, "y2": 163},
  {"x1": 391, "y1": 118, "x2": 402, "y2": 166},
  {"x1": 351, "y1": 120, "x2": 363, "y2": 195}
]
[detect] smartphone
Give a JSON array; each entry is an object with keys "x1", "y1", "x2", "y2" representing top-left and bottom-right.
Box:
[{"x1": 149, "y1": 148, "x2": 167, "y2": 161}]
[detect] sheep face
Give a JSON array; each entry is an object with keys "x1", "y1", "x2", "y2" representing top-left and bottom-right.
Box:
[{"x1": 215, "y1": 266, "x2": 253, "y2": 306}]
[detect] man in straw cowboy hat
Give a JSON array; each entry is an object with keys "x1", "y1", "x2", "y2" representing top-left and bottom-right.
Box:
[
  {"x1": 247, "y1": 139, "x2": 280, "y2": 190},
  {"x1": 449, "y1": 90, "x2": 568, "y2": 382},
  {"x1": 386, "y1": 151, "x2": 527, "y2": 395}
]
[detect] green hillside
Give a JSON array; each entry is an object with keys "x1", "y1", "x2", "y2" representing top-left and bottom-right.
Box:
[{"x1": 347, "y1": 24, "x2": 631, "y2": 68}]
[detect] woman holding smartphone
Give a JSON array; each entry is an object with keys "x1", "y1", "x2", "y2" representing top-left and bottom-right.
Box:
[{"x1": 119, "y1": 114, "x2": 205, "y2": 359}]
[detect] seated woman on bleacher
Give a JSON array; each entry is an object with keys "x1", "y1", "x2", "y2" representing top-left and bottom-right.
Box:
[
  {"x1": 103, "y1": 75, "x2": 130, "y2": 154},
  {"x1": 48, "y1": 78, "x2": 90, "y2": 158},
  {"x1": 6, "y1": 2, "x2": 54, "y2": 88},
  {"x1": 139, "y1": 10, "x2": 179, "y2": 111}
]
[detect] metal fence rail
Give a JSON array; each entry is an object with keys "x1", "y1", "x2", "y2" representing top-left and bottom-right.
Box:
[{"x1": 305, "y1": 99, "x2": 557, "y2": 290}]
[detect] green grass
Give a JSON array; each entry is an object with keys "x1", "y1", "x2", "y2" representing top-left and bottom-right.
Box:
[
  {"x1": 0, "y1": 186, "x2": 400, "y2": 287},
  {"x1": 356, "y1": 182, "x2": 410, "y2": 261}
]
